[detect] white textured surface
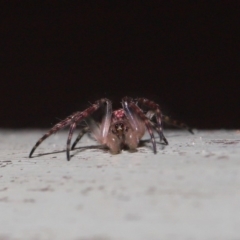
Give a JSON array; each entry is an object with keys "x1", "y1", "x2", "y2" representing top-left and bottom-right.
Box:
[{"x1": 0, "y1": 129, "x2": 240, "y2": 240}]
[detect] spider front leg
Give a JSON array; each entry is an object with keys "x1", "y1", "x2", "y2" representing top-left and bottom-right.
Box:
[
  {"x1": 122, "y1": 97, "x2": 159, "y2": 153},
  {"x1": 66, "y1": 98, "x2": 112, "y2": 161},
  {"x1": 66, "y1": 122, "x2": 77, "y2": 161},
  {"x1": 136, "y1": 98, "x2": 168, "y2": 145},
  {"x1": 29, "y1": 112, "x2": 80, "y2": 158},
  {"x1": 29, "y1": 98, "x2": 111, "y2": 161},
  {"x1": 71, "y1": 126, "x2": 89, "y2": 150}
]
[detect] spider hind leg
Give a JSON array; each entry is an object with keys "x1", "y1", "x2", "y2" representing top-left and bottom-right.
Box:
[
  {"x1": 136, "y1": 97, "x2": 168, "y2": 145},
  {"x1": 162, "y1": 115, "x2": 194, "y2": 134}
]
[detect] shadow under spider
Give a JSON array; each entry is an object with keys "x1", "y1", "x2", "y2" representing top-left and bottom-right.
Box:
[
  {"x1": 29, "y1": 138, "x2": 167, "y2": 159},
  {"x1": 29, "y1": 145, "x2": 107, "y2": 159},
  {"x1": 139, "y1": 139, "x2": 167, "y2": 151}
]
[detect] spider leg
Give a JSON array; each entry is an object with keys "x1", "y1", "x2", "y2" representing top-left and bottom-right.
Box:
[
  {"x1": 66, "y1": 122, "x2": 77, "y2": 161},
  {"x1": 100, "y1": 98, "x2": 112, "y2": 139},
  {"x1": 29, "y1": 112, "x2": 80, "y2": 158},
  {"x1": 71, "y1": 126, "x2": 89, "y2": 150},
  {"x1": 149, "y1": 121, "x2": 168, "y2": 144},
  {"x1": 136, "y1": 98, "x2": 168, "y2": 145},
  {"x1": 85, "y1": 99, "x2": 112, "y2": 144},
  {"x1": 162, "y1": 115, "x2": 194, "y2": 134},
  {"x1": 72, "y1": 98, "x2": 112, "y2": 151},
  {"x1": 122, "y1": 97, "x2": 157, "y2": 153},
  {"x1": 29, "y1": 98, "x2": 111, "y2": 159}
]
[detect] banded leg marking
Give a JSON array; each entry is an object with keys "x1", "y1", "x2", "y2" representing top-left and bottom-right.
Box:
[{"x1": 71, "y1": 126, "x2": 90, "y2": 150}]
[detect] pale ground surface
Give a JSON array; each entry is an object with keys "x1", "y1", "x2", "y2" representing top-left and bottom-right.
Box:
[{"x1": 0, "y1": 129, "x2": 240, "y2": 240}]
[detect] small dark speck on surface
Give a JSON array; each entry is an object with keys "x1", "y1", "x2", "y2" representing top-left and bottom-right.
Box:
[
  {"x1": 23, "y1": 199, "x2": 36, "y2": 203},
  {"x1": 146, "y1": 187, "x2": 157, "y2": 195},
  {"x1": 28, "y1": 186, "x2": 54, "y2": 192},
  {"x1": 205, "y1": 153, "x2": 215, "y2": 158},
  {"x1": 116, "y1": 194, "x2": 130, "y2": 201},
  {"x1": 0, "y1": 197, "x2": 9, "y2": 202},
  {"x1": 75, "y1": 236, "x2": 110, "y2": 240},
  {"x1": 81, "y1": 187, "x2": 93, "y2": 195},
  {"x1": 179, "y1": 152, "x2": 187, "y2": 156},
  {"x1": 125, "y1": 213, "x2": 141, "y2": 221},
  {"x1": 217, "y1": 155, "x2": 229, "y2": 160},
  {"x1": 210, "y1": 140, "x2": 240, "y2": 145},
  {"x1": 98, "y1": 185, "x2": 105, "y2": 190},
  {"x1": 62, "y1": 176, "x2": 72, "y2": 179},
  {"x1": 76, "y1": 204, "x2": 83, "y2": 210}
]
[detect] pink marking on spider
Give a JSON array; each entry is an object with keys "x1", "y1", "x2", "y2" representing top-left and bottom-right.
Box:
[{"x1": 113, "y1": 109, "x2": 125, "y2": 119}]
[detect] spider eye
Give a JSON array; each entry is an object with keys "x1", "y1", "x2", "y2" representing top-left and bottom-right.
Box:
[{"x1": 115, "y1": 123, "x2": 124, "y2": 132}]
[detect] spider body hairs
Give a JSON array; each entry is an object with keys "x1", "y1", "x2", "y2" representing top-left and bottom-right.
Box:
[{"x1": 29, "y1": 97, "x2": 192, "y2": 161}]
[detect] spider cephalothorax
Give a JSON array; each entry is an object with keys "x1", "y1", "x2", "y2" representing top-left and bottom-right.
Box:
[
  {"x1": 111, "y1": 110, "x2": 129, "y2": 136},
  {"x1": 29, "y1": 97, "x2": 192, "y2": 161}
]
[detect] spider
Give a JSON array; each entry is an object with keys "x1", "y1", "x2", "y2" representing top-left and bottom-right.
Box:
[{"x1": 29, "y1": 97, "x2": 192, "y2": 161}]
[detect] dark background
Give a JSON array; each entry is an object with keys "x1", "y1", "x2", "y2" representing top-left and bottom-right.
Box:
[{"x1": 1, "y1": 1, "x2": 239, "y2": 129}]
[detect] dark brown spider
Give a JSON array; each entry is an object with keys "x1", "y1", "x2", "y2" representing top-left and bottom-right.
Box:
[{"x1": 29, "y1": 97, "x2": 192, "y2": 161}]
